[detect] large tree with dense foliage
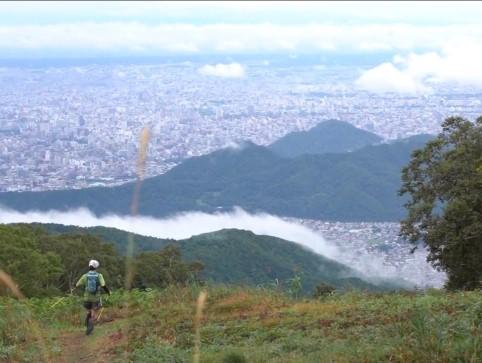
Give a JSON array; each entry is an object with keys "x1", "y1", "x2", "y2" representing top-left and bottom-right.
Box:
[
  {"x1": 399, "y1": 116, "x2": 482, "y2": 290},
  {"x1": 0, "y1": 225, "x2": 64, "y2": 297}
]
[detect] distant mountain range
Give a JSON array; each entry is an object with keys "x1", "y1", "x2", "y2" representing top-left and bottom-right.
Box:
[
  {"x1": 269, "y1": 119, "x2": 382, "y2": 157},
  {"x1": 36, "y1": 223, "x2": 403, "y2": 291},
  {"x1": 0, "y1": 120, "x2": 434, "y2": 221}
]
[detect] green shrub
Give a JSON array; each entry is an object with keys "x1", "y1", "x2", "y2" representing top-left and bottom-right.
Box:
[
  {"x1": 222, "y1": 351, "x2": 247, "y2": 363},
  {"x1": 313, "y1": 282, "x2": 336, "y2": 298}
]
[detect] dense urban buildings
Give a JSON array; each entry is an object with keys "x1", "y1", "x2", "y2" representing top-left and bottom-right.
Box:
[
  {"x1": 1, "y1": 61, "x2": 481, "y2": 192},
  {"x1": 293, "y1": 219, "x2": 446, "y2": 288}
]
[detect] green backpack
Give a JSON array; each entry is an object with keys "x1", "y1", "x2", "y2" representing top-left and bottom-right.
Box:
[{"x1": 86, "y1": 271, "x2": 99, "y2": 294}]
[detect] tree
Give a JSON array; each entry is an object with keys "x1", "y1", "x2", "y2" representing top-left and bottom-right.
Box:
[
  {"x1": 37, "y1": 233, "x2": 124, "y2": 291},
  {"x1": 287, "y1": 272, "x2": 303, "y2": 299},
  {"x1": 399, "y1": 116, "x2": 482, "y2": 290},
  {"x1": 133, "y1": 245, "x2": 203, "y2": 289},
  {"x1": 0, "y1": 225, "x2": 64, "y2": 297}
]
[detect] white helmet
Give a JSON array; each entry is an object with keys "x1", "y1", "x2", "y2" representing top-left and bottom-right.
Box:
[{"x1": 88, "y1": 259, "x2": 100, "y2": 269}]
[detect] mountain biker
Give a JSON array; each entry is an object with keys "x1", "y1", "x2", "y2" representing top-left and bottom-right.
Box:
[{"x1": 74, "y1": 259, "x2": 111, "y2": 335}]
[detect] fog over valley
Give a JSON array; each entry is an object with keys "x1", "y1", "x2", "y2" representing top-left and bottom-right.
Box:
[{"x1": 0, "y1": 206, "x2": 445, "y2": 288}]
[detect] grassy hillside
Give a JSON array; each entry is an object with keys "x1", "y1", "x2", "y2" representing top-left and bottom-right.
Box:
[
  {"x1": 0, "y1": 135, "x2": 433, "y2": 221},
  {"x1": 36, "y1": 224, "x2": 389, "y2": 292},
  {"x1": 269, "y1": 119, "x2": 382, "y2": 158},
  {"x1": 1, "y1": 286, "x2": 480, "y2": 362}
]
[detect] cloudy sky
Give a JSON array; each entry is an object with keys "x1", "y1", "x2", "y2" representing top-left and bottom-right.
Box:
[
  {"x1": 0, "y1": 1, "x2": 481, "y2": 56},
  {"x1": 1, "y1": 1, "x2": 481, "y2": 25},
  {"x1": 1, "y1": 1, "x2": 481, "y2": 93}
]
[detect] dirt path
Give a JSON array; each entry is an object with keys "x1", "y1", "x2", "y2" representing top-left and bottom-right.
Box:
[
  {"x1": 55, "y1": 331, "x2": 95, "y2": 363},
  {"x1": 53, "y1": 318, "x2": 124, "y2": 363}
]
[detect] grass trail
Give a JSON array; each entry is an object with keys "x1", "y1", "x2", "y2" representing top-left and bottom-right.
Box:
[{"x1": 1, "y1": 286, "x2": 481, "y2": 362}]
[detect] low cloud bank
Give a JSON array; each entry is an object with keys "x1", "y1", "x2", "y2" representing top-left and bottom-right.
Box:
[
  {"x1": 0, "y1": 206, "x2": 444, "y2": 288},
  {"x1": 1, "y1": 22, "x2": 482, "y2": 57},
  {"x1": 0, "y1": 206, "x2": 337, "y2": 257}
]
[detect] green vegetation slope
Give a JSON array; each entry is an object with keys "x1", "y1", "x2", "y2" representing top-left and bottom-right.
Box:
[
  {"x1": 0, "y1": 135, "x2": 433, "y2": 221},
  {"x1": 35, "y1": 223, "x2": 387, "y2": 292}
]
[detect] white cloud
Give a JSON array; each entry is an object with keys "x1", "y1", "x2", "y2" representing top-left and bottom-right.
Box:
[
  {"x1": 356, "y1": 41, "x2": 482, "y2": 94},
  {"x1": 198, "y1": 63, "x2": 245, "y2": 78},
  {"x1": 355, "y1": 62, "x2": 431, "y2": 94},
  {"x1": 0, "y1": 206, "x2": 445, "y2": 287},
  {"x1": 222, "y1": 140, "x2": 248, "y2": 150},
  {"x1": 0, "y1": 23, "x2": 482, "y2": 56}
]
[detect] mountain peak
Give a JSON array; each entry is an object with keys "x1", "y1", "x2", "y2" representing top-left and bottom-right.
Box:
[
  {"x1": 269, "y1": 120, "x2": 382, "y2": 158},
  {"x1": 313, "y1": 119, "x2": 358, "y2": 129}
]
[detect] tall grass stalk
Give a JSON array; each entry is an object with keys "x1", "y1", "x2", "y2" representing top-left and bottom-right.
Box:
[{"x1": 121, "y1": 126, "x2": 150, "y2": 361}]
